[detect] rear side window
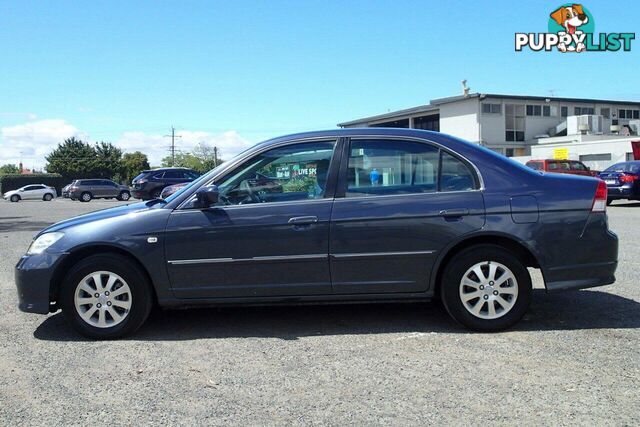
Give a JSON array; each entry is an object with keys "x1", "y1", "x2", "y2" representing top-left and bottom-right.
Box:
[
  {"x1": 570, "y1": 162, "x2": 588, "y2": 171},
  {"x1": 605, "y1": 162, "x2": 640, "y2": 173},
  {"x1": 526, "y1": 161, "x2": 542, "y2": 171},
  {"x1": 345, "y1": 139, "x2": 477, "y2": 197},
  {"x1": 163, "y1": 170, "x2": 181, "y2": 179}
]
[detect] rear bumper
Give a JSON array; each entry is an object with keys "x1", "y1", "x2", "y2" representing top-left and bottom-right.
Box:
[
  {"x1": 15, "y1": 252, "x2": 65, "y2": 314},
  {"x1": 606, "y1": 186, "x2": 636, "y2": 199},
  {"x1": 545, "y1": 261, "x2": 617, "y2": 291}
]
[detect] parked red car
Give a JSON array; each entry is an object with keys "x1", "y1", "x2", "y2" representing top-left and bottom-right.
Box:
[{"x1": 525, "y1": 159, "x2": 599, "y2": 177}]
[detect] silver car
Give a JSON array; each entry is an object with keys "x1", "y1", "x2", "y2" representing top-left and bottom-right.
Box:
[
  {"x1": 68, "y1": 179, "x2": 131, "y2": 202},
  {"x1": 3, "y1": 184, "x2": 56, "y2": 202}
]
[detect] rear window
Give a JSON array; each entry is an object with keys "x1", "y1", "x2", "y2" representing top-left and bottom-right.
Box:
[
  {"x1": 526, "y1": 161, "x2": 542, "y2": 171},
  {"x1": 604, "y1": 162, "x2": 640, "y2": 173}
]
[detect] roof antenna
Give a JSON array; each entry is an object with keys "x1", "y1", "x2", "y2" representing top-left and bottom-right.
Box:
[{"x1": 462, "y1": 79, "x2": 470, "y2": 97}]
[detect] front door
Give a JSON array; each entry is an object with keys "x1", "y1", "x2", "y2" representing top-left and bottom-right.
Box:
[
  {"x1": 329, "y1": 138, "x2": 486, "y2": 294},
  {"x1": 164, "y1": 139, "x2": 339, "y2": 299}
]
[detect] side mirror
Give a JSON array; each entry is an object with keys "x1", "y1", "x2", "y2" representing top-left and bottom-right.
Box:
[{"x1": 195, "y1": 185, "x2": 219, "y2": 207}]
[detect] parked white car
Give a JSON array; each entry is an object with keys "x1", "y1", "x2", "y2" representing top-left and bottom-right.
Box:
[{"x1": 3, "y1": 184, "x2": 56, "y2": 202}]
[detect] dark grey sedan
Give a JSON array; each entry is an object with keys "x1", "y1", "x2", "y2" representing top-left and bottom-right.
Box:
[
  {"x1": 68, "y1": 179, "x2": 131, "y2": 202},
  {"x1": 15, "y1": 129, "x2": 618, "y2": 338}
]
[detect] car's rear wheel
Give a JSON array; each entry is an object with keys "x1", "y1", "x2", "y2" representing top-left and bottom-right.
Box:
[
  {"x1": 43, "y1": 193, "x2": 53, "y2": 201},
  {"x1": 10, "y1": 195, "x2": 20, "y2": 202},
  {"x1": 60, "y1": 254, "x2": 153, "y2": 339},
  {"x1": 118, "y1": 191, "x2": 131, "y2": 201},
  {"x1": 440, "y1": 245, "x2": 532, "y2": 332},
  {"x1": 80, "y1": 192, "x2": 92, "y2": 202},
  {"x1": 606, "y1": 199, "x2": 613, "y2": 206}
]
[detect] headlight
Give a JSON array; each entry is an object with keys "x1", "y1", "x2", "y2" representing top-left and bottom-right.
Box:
[{"x1": 27, "y1": 232, "x2": 64, "y2": 255}]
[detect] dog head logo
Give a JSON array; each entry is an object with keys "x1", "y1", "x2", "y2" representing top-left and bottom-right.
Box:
[
  {"x1": 550, "y1": 4, "x2": 589, "y2": 35},
  {"x1": 548, "y1": 3, "x2": 594, "y2": 52}
]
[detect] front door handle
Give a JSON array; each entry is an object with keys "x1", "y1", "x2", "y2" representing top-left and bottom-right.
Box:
[
  {"x1": 439, "y1": 208, "x2": 469, "y2": 217},
  {"x1": 288, "y1": 216, "x2": 318, "y2": 225}
]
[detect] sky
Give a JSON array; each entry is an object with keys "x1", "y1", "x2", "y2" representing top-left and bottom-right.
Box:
[{"x1": 1, "y1": 0, "x2": 638, "y2": 169}]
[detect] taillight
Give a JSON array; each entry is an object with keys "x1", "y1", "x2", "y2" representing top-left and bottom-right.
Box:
[
  {"x1": 619, "y1": 174, "x2": 638, "y2": 183},
  {"x1": 592, "y1": 180, "x2": 608, "y2": 212}
]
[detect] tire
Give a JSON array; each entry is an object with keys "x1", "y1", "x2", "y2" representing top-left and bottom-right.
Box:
[
  {"x1": 43, "y1": 193, "x2": 53, "y2": 201},
  {"x1": 80, "y1": 192, "x2": 92, "y2": 202},
  {"x1": 606, "y1": 199, "x2": 613, "y2": 206},
  {"x1": 59, "y1": 254, "x2": 153, "y2": 339},
  {"x1": 10, "y1": 195, "x2": 20, "y2": 202},
  {"x1": 440, "y1": 244, "x2": 532, "y2": 332},
  {"x1": 118, "y1": 191, "x2": 131, "y2": 201}
]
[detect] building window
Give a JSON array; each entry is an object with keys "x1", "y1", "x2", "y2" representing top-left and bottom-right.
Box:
[
  {"x1": 619, "y1": 109, "x2": 640, "y2": 119},
  {"x1": 579, "y1": 153, "x2": 612, "y2": 162},
  {"x1": 413, "y1": 114, "x2": 439, "y2": 131},
  {"x1": 482, "y1": 103, "x2": 501, "y2": 114},
  {"x1": 561, "y1": 106, "x2": 568, "y2": 117},
  {"x1": 505, "y1": 148, "x2": 515, "y2": 157},
  {"x1": 505, "y1": 104, "x2": 525, "y2": 142},
  {"x1": 575, "y1": 107, "x2": 595, "y2": 115},
  {"x1": 627, "y1": 152, "x2": 636, "y2": 161},
  {"x1": 371, "y1": 118, "x2": 410, "y2": 128},
  {"x1": 543, "y1": 105, "x2": 555, "y2": 117},
  {"x1": 600, "y1": 108, "x2": 610, "y2": 119},
  {"x1": 526, "y1": 105, "x2": 542, "y2": 116}
]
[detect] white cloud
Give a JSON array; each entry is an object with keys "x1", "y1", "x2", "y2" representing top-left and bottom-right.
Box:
[
  {"x1": 114, "y1": 129, "x2": 254, "y2": 166},
  {"x1": 0, "y1": 118, "x2": 254, "y2": 170},
  {"x1": 0, "y1": 119, "x2": 85, "y2": 170}
]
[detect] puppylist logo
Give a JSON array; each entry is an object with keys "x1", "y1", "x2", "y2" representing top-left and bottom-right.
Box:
[{"x1": 515, "y1": 4, "x2": 635, "y2": 53}]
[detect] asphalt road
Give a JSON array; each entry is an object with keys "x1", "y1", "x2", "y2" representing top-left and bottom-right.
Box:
[{"x1": 0, "y1": 198, "x2": 638, "y2": 425}]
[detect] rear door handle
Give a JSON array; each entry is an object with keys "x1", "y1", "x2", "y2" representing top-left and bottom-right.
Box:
[
  {"x1": 439, "y1": 208, "x2": 469, "y2": 217},
  {"x1": 288, "y1": 216, "x2": 318, "y2": 225}
]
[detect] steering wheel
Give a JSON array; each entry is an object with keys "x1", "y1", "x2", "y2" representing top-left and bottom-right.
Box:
[{"x1": 237, "y1": 180, "x2": 262, "y2": 204}]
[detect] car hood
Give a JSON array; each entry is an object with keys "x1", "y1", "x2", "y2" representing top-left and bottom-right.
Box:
[
  {"x1": 3, "y1": 190, "x2": 18, "y2": 196},
  {"x1": 37, "y1": 201, "x2": 163, "y2": 236}
]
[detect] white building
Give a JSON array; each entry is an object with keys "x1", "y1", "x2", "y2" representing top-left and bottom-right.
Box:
[{"x1": 338, "y1": 92, "x2": 640, "y2": 168}]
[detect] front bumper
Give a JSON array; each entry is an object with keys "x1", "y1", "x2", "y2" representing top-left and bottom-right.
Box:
[{"x1": 15, "y1": 252, "x2": 66, "y2": 314}]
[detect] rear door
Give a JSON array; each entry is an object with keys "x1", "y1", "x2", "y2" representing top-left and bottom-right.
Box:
[{"x1": 329, "y1": 137, "x2": 485, "y2": 294}]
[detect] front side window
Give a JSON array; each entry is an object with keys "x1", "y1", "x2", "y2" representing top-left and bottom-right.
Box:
[
  {"x1": 570, "y1": 162, "x2": 588, "y2": 171},
  {"x1": 214, "y1": 141, "x2": 335, "y2": 205},
  {"x1": 345, "y1": 139, "x2": 476, "y2": 197}
]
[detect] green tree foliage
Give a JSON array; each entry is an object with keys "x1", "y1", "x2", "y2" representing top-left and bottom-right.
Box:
[
  {"x1": 45, "y1": 137, "x2": 97, "y2": 179},
  {"x1": 0, "y1": 164, "x2": 20, "y2": 174},
  {"x1": 94, "y1": 142, "x2": 123, "y2": 179},
  {"x1": 161, "y1": 142, "x2": 223, "y2": 174},
  {"x1": 121, "y1": 151, "x2": 150, "y2": 184}
]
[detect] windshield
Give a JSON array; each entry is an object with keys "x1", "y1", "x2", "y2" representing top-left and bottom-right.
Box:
[{"x1": 163, "y1": 162, "x2": 228, "y2": 203}]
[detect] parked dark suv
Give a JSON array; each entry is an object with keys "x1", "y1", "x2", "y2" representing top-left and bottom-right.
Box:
[
  {"x1": 131, "y1": 168, "x2": 200, "y2": 200},
  {"x1": 68, "y1": 179, "x2": 131, "y2": 202},
  {"x1": 15, "y1": 129, "x2": 618, "y2": 339}
]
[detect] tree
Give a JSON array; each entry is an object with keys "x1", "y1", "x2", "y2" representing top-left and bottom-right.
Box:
[
  {"x1": 93, "y1": 142, "x2": 123, "y2": 179},
  {"x1": 121, "y1": 151, "x2": 150, "y2": 184},
  {"x1": 45, "y1": 137, "x2": 97, "y2": 179},
  {"x1": 192, "y1": 142, "x2": 222, "y2": 173},
  {"x1": 160, "y1": 143, "x2": 223, "y2": 174},
  {"x1": 0, "y1": 164, "x2": 20, "y2": 174}
]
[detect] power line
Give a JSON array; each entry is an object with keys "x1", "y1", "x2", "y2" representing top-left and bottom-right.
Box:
[{"x1": 163, "y1": 126, "x2": 182, "y2": 166}]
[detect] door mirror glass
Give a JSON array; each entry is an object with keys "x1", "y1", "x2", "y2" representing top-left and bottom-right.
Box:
[{"x1": 195, "y1": 185, "x2": 219, "y2": 207}]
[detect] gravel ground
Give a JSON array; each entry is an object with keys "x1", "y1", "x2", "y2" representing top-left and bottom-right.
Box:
[{"x1": 0, "y1": 198, "x2": 638, "y2": 425}]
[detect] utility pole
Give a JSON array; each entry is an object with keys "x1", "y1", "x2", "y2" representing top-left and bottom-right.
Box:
[
  {"x1": 213, "y1": 146, "x2": 218, "y2": 167},
  {"x1": 163, "y1": 126, "x2": 182, "y2": 166}
]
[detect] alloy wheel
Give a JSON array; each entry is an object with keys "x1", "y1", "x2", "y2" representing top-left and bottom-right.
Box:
[
  {"x1": 458, "y1": 261, "x2": 518, "y2": 320},
  {"x1": 74, "y1": 271, "x2": 132, "y2": 328}
]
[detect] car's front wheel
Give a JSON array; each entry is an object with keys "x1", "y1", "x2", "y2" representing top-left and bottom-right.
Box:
[
  {"x1": 43, "y1": 193, "x2": 53, "y2": 201},
  {"x1": 440, "y1": 245, "x2": 532, "y2": 332},
  {"x1": 10, "y1": 195, "x2": 20, "y2": 202},
  {"x1": 80, "y1": 192, "x2": 92, "y2": 202},
  {"x1": 59, "y1": 254, "x2": 153, "y2": 339}
]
